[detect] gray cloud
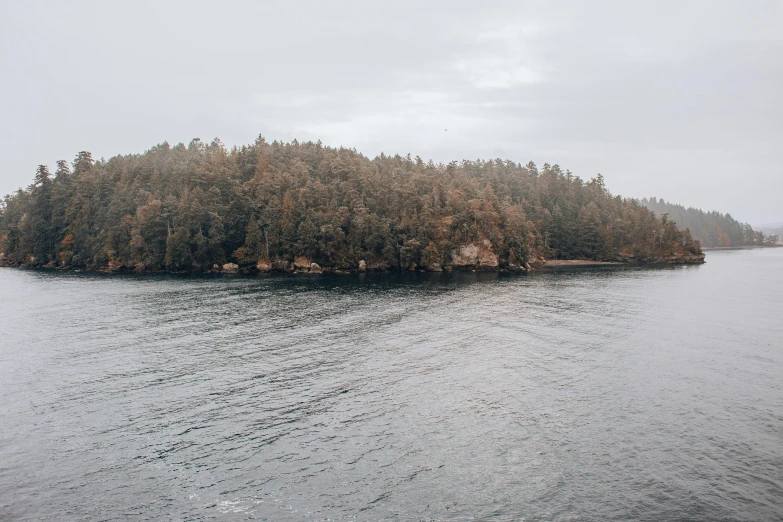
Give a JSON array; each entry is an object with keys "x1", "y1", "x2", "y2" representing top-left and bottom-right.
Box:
[{"x1": 1, "y1": 0, "x2": 781, "y2": 223}]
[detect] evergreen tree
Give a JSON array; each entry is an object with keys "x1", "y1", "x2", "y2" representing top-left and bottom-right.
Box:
[
  {"x1": 234, "y1": 220, "x2": 264, "y2": 265},
  {"x1": 29, "y1": 165, "x2": 54, "y2": 262}
]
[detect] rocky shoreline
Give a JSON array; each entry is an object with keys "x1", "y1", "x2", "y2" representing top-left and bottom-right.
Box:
[{"x1": 0, "y1": 240, "x2": 706, "y2": 275}]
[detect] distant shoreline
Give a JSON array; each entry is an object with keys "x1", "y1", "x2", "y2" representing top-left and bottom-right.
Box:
[{"x1": 701, "y1": 245, "x2": 783, "y2": 251}]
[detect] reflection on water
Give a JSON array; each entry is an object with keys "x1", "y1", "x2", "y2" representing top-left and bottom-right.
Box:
[{"x1": 1, "y1": 249, "x2": 782, "y2": 520}]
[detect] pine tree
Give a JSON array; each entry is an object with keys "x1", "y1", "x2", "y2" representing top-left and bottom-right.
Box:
[
  {"x1": 234, "y1": 220, "x2": 264, "y2": 265},
  {"x1": 29, "y1": 165, "x2": 54, "y2": 263}
]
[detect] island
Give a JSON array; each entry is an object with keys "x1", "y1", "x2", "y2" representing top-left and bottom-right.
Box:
[{"x1": 0, "y1": 137, "x2": 705, "y2": 274}]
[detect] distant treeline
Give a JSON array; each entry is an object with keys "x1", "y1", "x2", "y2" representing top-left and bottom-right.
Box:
[
  {"x1": 757, "y1": 223, "x2": 783, "y2": 240},
  {"x1": 0, "y1": 137, "x2": 702, "y2": 272},
  {"x1": 640, "y1": 197, "x2": 772, "y2": 248}
]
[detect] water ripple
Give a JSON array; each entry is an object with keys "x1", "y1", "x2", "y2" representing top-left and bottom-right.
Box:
[{"x1": 1, "y1": 249, "x2": 782, "y2": 520}]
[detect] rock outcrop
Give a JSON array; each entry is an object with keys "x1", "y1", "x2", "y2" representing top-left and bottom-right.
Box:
[
  {"x1": 256, "y1": 260, "x2": 272, "y2": 272},
  {"x1": 222, "y1": 262, "x2": 239, "y2": 273},
  {"x1": 309, "y1": 262, "x2": 322, "y2": 274},
  {"x1": 107, "y1": 259, "x2": 123, "y2": 272},
  {"x1": 450, "y1": 240, "x2": 499, "y2": 270},
  {"x1": 293, "y1": 256, "x2": 310, "y2": 270}
]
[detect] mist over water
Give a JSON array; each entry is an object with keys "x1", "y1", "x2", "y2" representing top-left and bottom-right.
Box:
[{"x1": 1, "y1": 249, "x2": 781, "y2": 520}]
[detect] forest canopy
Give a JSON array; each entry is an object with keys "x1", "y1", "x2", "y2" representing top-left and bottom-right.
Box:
[
  {"x1": 0, "y1": 137, "x2": 704, "y2": 273},
  {"x1": 641, "y1": 197, "x2": 769, "y2": 248}
]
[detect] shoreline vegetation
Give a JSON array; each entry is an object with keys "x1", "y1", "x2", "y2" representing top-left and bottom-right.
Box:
[
  {"x1": 640, "y1": 197, "x2": 778, "y2": 248},
  {"x1": 0, "y1": 254, "x2": 703, "y2": 274},
  {"x1": 1, "y1": 136, "x2": 706, "y2": 275}
]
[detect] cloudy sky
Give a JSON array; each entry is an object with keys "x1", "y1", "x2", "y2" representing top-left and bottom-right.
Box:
[{"x1": 1, "y1": 0, "x2": 781, "y2": 224}]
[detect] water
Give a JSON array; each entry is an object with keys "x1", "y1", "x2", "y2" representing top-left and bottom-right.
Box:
[{"x1": 1, "y1": 249, "x2": 781, "y2": 521}]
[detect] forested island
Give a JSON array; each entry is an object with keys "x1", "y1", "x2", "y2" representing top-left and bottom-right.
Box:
[
  {"x1": 640, "y1": 197, "x2": 777, "y2": 248},
  {"x1": 0, "y1": 137, "x2": 704, "y2": 274}
]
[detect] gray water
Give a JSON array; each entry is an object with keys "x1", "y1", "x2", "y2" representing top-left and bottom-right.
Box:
[{"x1": 1, "y1": 249, "x2": 781, "y2": 521}]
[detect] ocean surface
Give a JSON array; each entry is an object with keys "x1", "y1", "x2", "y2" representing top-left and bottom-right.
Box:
[{"x1": 1, "y1": 249, "x2": 781, "y2": 521}]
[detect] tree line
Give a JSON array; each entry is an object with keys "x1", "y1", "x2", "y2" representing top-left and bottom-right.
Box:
[
  {"x1": 0, "y1": 137, "x2": 703, "y2": 272},
  {"x1": 640, "y1": 197, "x2": 771, "y2": 248}
]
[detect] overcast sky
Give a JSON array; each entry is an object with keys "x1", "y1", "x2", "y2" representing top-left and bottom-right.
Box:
[{"x1": 1, "y1": 0, "x2": 781, "y2": 224}]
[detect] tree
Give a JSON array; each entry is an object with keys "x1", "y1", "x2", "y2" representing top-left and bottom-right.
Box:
[
  {"x1": 421, "y1": 241, "x2": 441, "y2": 268},
  {"x1": 234, "y1": 219, "x2": 264, "y2": 265},
  {"x1": 578, "y1": 203, "x2": 603, "y2": 259},
  {"x1": 73, "y1": 151, "x2": 93, "y2": 174},
  {"x1": 165, "y1": 227, "x2": 192, "y2": 270},
  {"x1": 28, "y1": 165, "x2": 54, "y2": 263}
]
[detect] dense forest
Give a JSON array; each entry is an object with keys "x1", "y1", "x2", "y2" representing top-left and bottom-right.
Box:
[
  {"x1": 0, "y1": 137, "x2": 704, "y2": 273},
  {"x1": 640, "y1": 197, "x2": 772, "y2": 248}
]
